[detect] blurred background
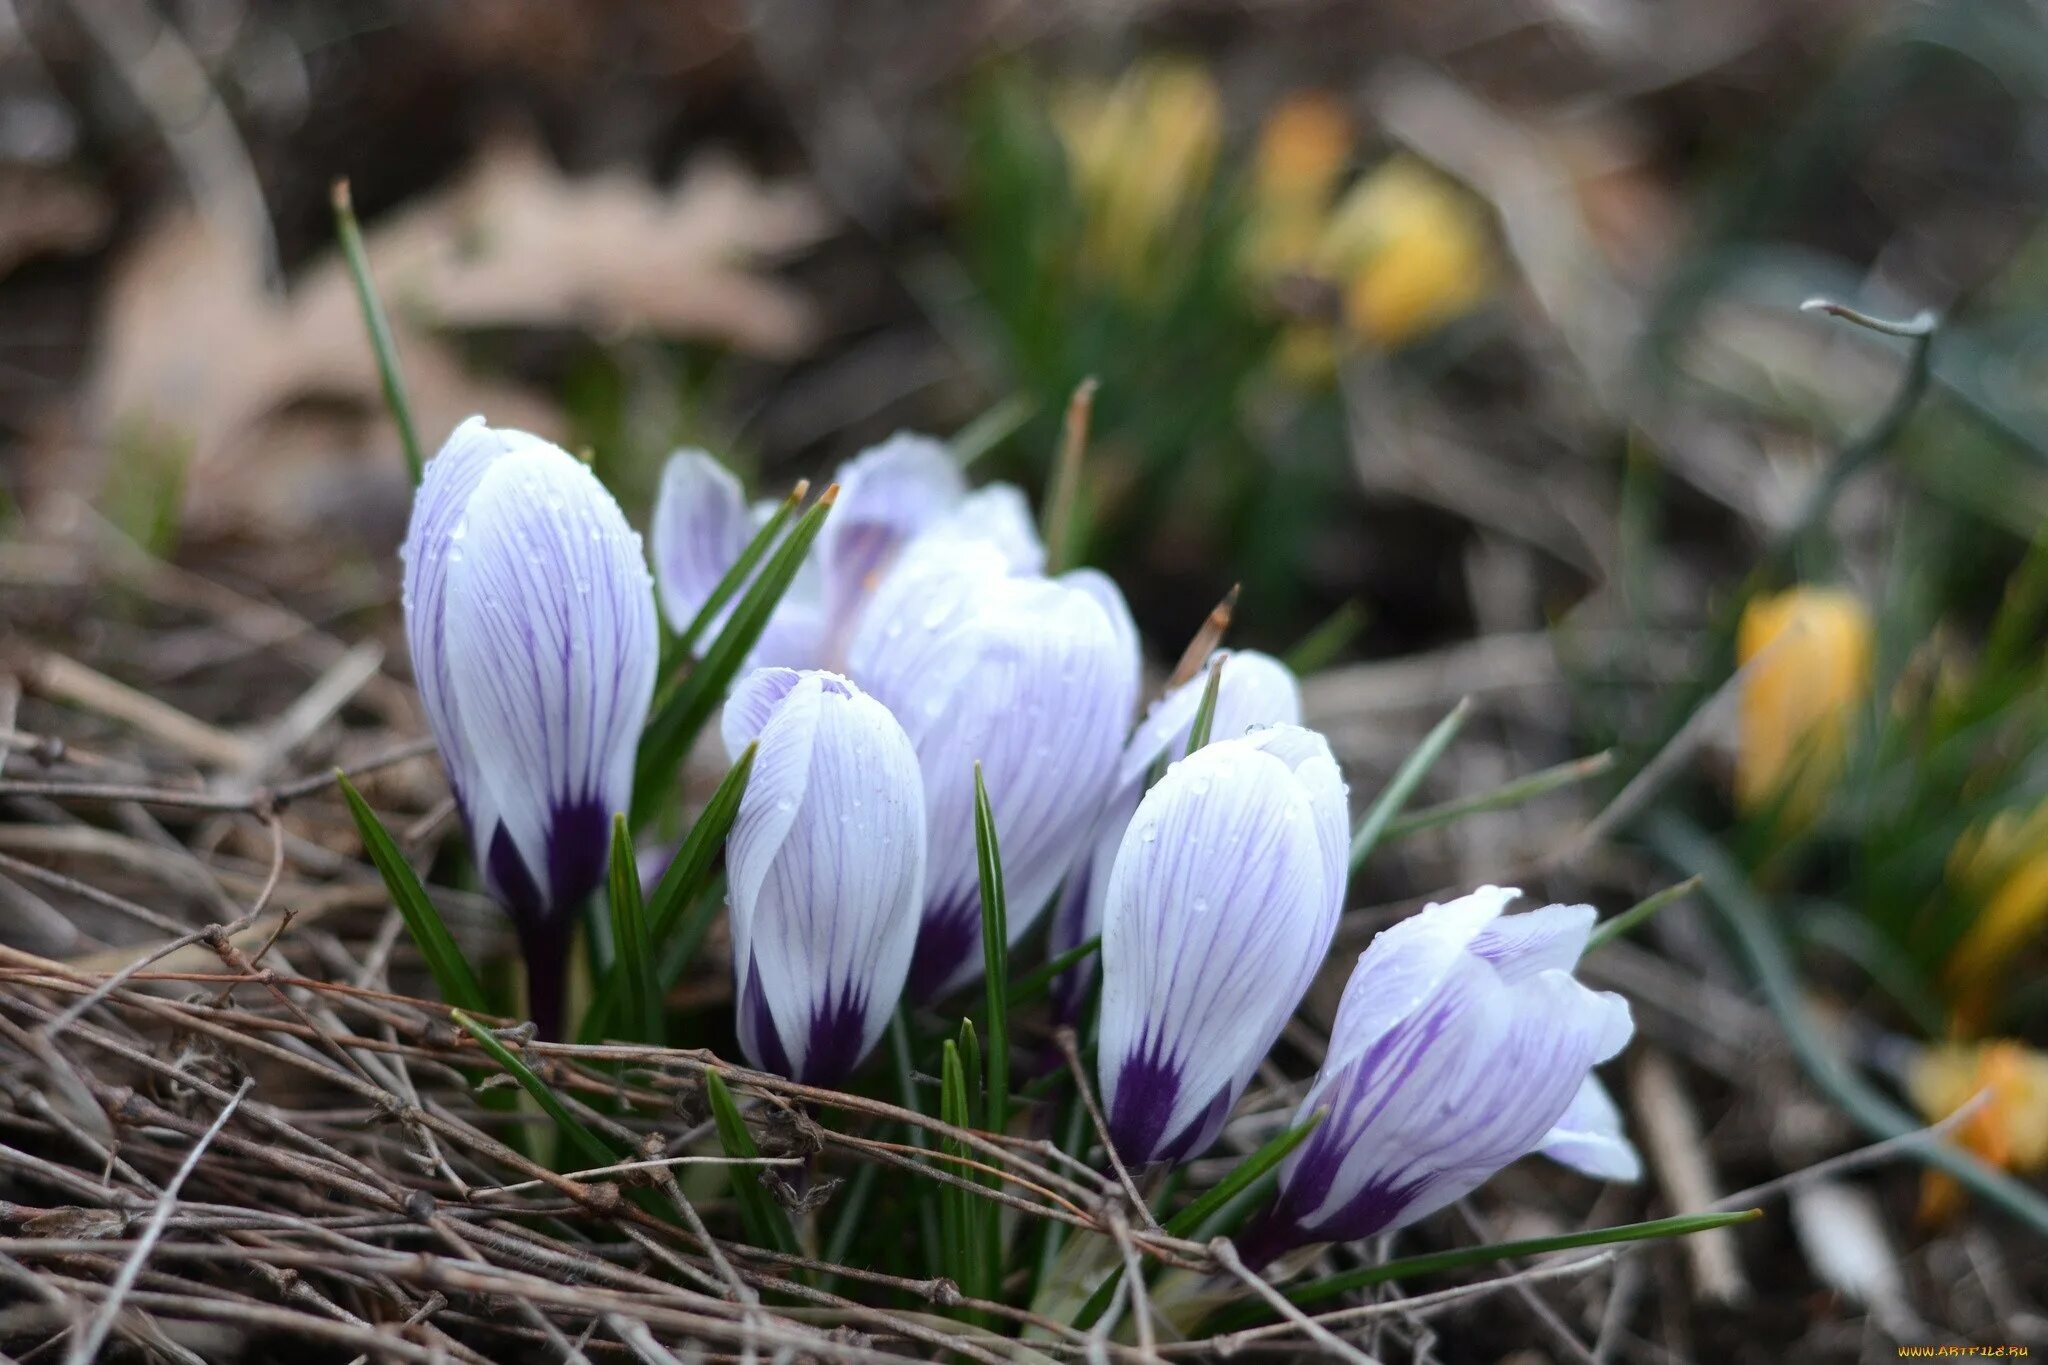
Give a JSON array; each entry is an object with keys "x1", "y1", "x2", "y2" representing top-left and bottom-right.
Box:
[{"x1": 5, "y1": 0, "x2": 2048, "y2": 1357}]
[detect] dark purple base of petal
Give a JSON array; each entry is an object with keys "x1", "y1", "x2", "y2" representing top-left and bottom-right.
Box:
[
  {"x1": 742, "y1": 966, "x2": 876, "y2": 1088},
  {"x1": 906, "y1": 898, "x2": 980, "y2": 1003},
  {"x1": 484, "y1": 797, "x2": 612, "y2": 1042},
  {"x1": 1235, "y1": 1172, "x2": 1422, "y2": 1268},
  {"x1": 1230, "y1": 1209, "x2": 1306, "y2": 1271},
  {"x1": 1107, "y1": 1046, "x2": 1234, "y2": 1166}
]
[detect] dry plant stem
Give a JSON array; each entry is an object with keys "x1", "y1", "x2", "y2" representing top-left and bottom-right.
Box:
[
  {"x1": 1208, "y1": 1237, "x2": 1384, "y2": 1365},
  {"x1": 1632, "y1": 1051, "x2": 1748, "y2": 1304},
  {"x1": 66, "y1": 1077, "x2": 254, "y2": 1365},
  {"x1": 14, "y1": 646, "x2": 257, "y2": 770},
  {"x1": 1056, "y1": 1026, "x2": 1161, "y2": 1232},
  {"x1": 1167, "y1": 584, "x2": 1240, "y2": 689}
]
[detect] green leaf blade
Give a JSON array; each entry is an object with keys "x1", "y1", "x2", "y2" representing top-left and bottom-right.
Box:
[
  {"x1": 973, "y1": 763, "x2": 1011, "y2": 1140},
  {"x1": 1348, "y1": 697, "x2": 1472, "y2": 876},
  {"x1": 605, "y1": 813, "x2": 661, "y2": 1042},
  {"x1": 704, "y1": 1069, "x2": 800, "y2": 1258},
  {"x1": 337, "y1": 773, "x2": 487, "y2": 1014}
]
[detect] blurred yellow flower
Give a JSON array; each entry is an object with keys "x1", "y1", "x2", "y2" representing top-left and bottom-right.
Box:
[
  {"x1": 1907, "y1": 1040, "x2": 2048, "y2": 1221},
  {"x1": 1735, "y1": 587, "x2": 1873, "y2": 826},
  {"x1": 1054, "y1": 59, "x2": 1221, "y2": 300},
  {"x1": 1243, "y1": 92, "x2": 1353, "y2": 279},
  {"x1": 1319, "y1": 158, "x2": 1494, "y2": 348},
  {"x1": 1944, "y1": 801, "x2": 2048, "y2": 1027}
]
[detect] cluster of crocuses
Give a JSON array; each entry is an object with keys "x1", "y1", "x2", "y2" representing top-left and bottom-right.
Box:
[{"x1": 401, "y1": 417, "x2": 1638, "y2": 1264}]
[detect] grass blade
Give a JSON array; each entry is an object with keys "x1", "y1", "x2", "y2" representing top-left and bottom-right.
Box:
[
  {"x1": 1166, "y1": 1111, "x2": 1323, "y2": 1239},
  {"x1": 678, "y1": 482, "x2": 805, "y2": 655},
  {"x1": 330, "y1": 180, "x2": 423, "y2": 485},
  {"x1": 1210, "y1": 1209, "x2": 1763, "y2": 1331},
  {"x1": 1586, "y1": 875, "x2": 1701, "y2": 953},
  {"x1": 450, "y1": 1009, "x2": 613, "y2": 1168},
  {"x1": 1283, "y1": 601, "x2": 1365, "y2": 675},
  {"x1": 1042, "y1": 377, "x2": 1097, "y2": 574},
  {"x1": 952, "y1": 393, "x2": 1037, "y2": 469},
  {"x1": 973, "y1": 763, "x2": 1010, "y2": 1139},
  {"x1": 1072, "y1": 1112, "x2": 1325, "y2": 1332},
  {"x1": 632, "y1": 488, "x2": 836, "y2": 829},
  {"x1": 337, "y1": 773, "x2": 486, "y2": 1013},
  {"x1": 1183, "y1": 652, "x2": 1227, "y2": 758},
  {"x1": 938, "y1": 1039, "x2": 980, "y2": 1300},
  {"x1": 1006, "y1": 936, "x2": 1100, "y2": 1009},
  {"x1": 1348, "y1": 697, "x2": 1471, "y2": 876},
  {"x1": 1384, "y1": 750, "x2": 1616, "y2": 842},
  {"x1": 704, "y1": 1069, "x2": 800, "y2": 1257},
  {"x1": 605, "y1": 814, "x2": 661, "y2": 1042},
  {"x1": 648, "y1": 744, "x2": 755, "y2": 946}
]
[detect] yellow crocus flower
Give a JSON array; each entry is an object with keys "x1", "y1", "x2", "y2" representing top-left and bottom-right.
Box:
[
  {"x1": 1053, "y1": 59, "x2": 1221, "y2": 300},
  {"x1": 1319, "y1": 158, "x2": 1493, "y2": 348},
  {"x1": 1907, "y1": 1040, "x2": 2048, "y2": 1221},
  {"x1": 1944, "y1": 801, "x2": 2048, "y2": 1026},
  {"x1": 1735, "y1": 587, "x2": 1874, "y2": 826},
  {"x1": 1243, "y1": 92, "x2": 1353, "y2": 280}
]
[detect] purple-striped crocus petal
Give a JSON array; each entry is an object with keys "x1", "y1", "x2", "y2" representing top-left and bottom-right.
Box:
[
  {"x1": 399, "y1": 417, "x2": 561, "y2": 826},
  {"x1": 909, "y1": 483, "x2": 1046, "y2": 577},
  {"x1": 1096, "y1": 731, "x2": 1342, "y2": 1165},
  {"x1": 721, "y1": 668, "x2": 926, "y2": 1086},
  {"x1": 1539, "y1": 1076, "x2": 1642, "y2": 1181},
  {"x1": 848, "y1": 543, "x2": 1136, "y2": 1000},
  {"x1": 1236, "y1": 888, "x2": 1634, "y2": 1265},
  {"x1": 1113, "y1": 650, "x2": 1304, "y2": 796},
  {"x1": 1233, "y1": 723, "x2": 1349, "y2": 917},
  {"x1": 1469, "y1": 898, "x2": 1596, "y2": 980},
  {"x1": 820, "y1": 433, "x2": 966, "y2": 612},
  {"x1": 1047, "y1": 653, "x2": 1306, "y2": 1018},
  {"x1": 440, "y1": 441, "x2": 659, "y2": 945},
  {"x1": 650, "y1": 448, "x2": 751, "y2": 635}
]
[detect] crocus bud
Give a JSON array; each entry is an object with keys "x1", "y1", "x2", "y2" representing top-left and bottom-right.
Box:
[
  {"x1": 400, "y1": 418, "x2": 659, "y2": 1037},
  {"x1": 1944, "y1": 802, "x2": 2048, "y2": 1031},
  {"x1": 1237, "y1": 886, "x2": 1635, "y2": 1266},
  {"x1": 1048, "y1": 650, "x2": 1303, "y2": 1016},
  {"x1": 722, "y1": 668, "x2": 926, "y2": 1085},
  {"x1": 848, "y1": 541, "x2": 1138, "y2": 1000},
  {"x1": 1097, "y1": 725, "x2": 1347, "y2": 1164},
  {"x1": 647, "y1": 433, "x2": 1045, "y2": 673},
  {"x1": 1736, "y1": 586, "x2": 1872, "y2": 827}
]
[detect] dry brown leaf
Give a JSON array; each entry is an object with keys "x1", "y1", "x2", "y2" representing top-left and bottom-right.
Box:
[{"x1": 72, "y1": 135, "x2": 830, "y2": 535}]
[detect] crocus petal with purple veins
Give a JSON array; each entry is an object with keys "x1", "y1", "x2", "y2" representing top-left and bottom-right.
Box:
[
  {"x1": 910, "y1": 483, "x2": 1046, "y2": 576},
  {"x1": 819, "y1": 433, "x2": 966, "y2": 611},
  {"x1": 438, "y1": 440, "x2": 658, "y2": 1034},
  {"x1": 650, "y1": 448, "x2": 751, "y2": 635},
  {"x1": 1539, "y1": 1076, "x2": 1642, "y2": 1181},
  {"x1": 848, "y1": 544, "x2": 1136, "y2": 1000},
  {"x1": 1236, "y1": 888, "x2": 1636, "y2": 1265},
  {"x1": 1096, "y1": 728, "x2": 1346, "y2": 1164},
  {"x1": 399, "y1": 416, "x2": 563, "y2": 826},
  {"x1": 1048, "y1": 651, "x2": 1304, "y2": 1018},
  {"x1": 720, "y1": 668, "x2": 926, "y2": 1085}
]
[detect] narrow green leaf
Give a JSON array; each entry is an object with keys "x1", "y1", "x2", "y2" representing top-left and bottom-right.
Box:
[
  {"x1": 337, "y1": 773, "x2": 486, "y2": 1013},
  {"x1": 1072, "y1": 1112, "x2": 1326, "y2": 1332},
  {"x1": 973, "y1": 763, "x2": 1010, "y2": 1139},
  {"x1": 606, "y1": 814, "x2": 661, "y2": 1042},
  {"x1": 648, "y1": 744, "x2": 756, "y2": 946},
  {"x1": 633, "y1": 490, "x2": 836, "y2": 828},
  {"x1": 678, "y1": 483, "x2": 805, "y2": 655},
  {"x1": 1211, "y1": 1209, "x2": 1763, "y2": 1331},
  {"x1": 958, "y1": 1018, "x2": 984, "y2": 1132},
  {"x1": 938, "y1": 1039, "x2": 980, "y2": 1298},
  {"x1": 1384, "y1": 750, "x2": 1616, "y2": 842},
  {"x1": 1183, "y1": 653, "x2": 1227, "y2": 758},
  {"x1": 1348, "y1": 697, "x2": 1472, "y2": 876},
  {"x1": 952, "y1": 393, "x2": 1037, "y2": 469},
  {"x1": 1042, "y1": 377, "x2": 1096, "y2": 574},
  {"x1": 1166, "y1": 1111, "x2": 1323, "y2": 1239},
  {"x1": 1283, "y1": 600, "x2": 1366, "y2": 675},
  {"x1": 450, "y1": 1009, "x2": 613, "y2": 1168},
  {"x1": 891, "y1": 1009, "x2": 946, "y2": 1279},
  {"x1": 330, "y1": 180, "x2": 423, "y2": 485},
  {"x1": 1006, "y1": 935, "x2": 1100, "y2": 1009},
  {"x1": 703, "y1": 1069, "x2": 800, "y2": 1257},
  {"x1": 1586, "y1": 875, "x2": 1701, "y2": 953}
]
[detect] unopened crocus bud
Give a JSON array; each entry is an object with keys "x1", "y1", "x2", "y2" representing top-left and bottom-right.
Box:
[
  {"x1": 721, "y1": 668, "x2": 926, "y2": 1085},
  {"x1": 1097, "y1": 725, "x2": 1347, "y2": 1165},
  {"x1": 1737, "y1": 586, "x2": 1872, "y2": 826},
  {"x1": 1048, "y1": 650, "x2": 1303, "y2": 1017},
  {"x1": 647, "y1": 433, "x2": 1042, "y2": 671},
  {"x1": 849, "y1": 540, "x2": 1138, "y2": 1000},
  {"x1": 1236, "y1": 887, "x2": 1635, "y2": 1266},
  {"x1": 1944, "y1": 802, "x2": 2048, "y2": 1031},
  {"x1": 400, "y1": 417, "x2": 658, "y2": 1037}
]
